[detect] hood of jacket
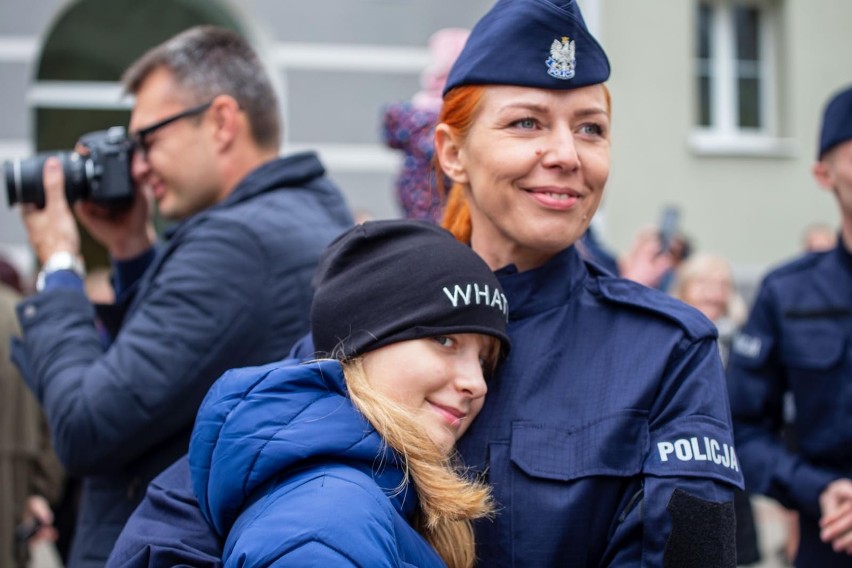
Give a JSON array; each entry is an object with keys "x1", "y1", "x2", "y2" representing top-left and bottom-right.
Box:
[{"x1": 189, "y1": 358, "x2": 412, "y2": 537}]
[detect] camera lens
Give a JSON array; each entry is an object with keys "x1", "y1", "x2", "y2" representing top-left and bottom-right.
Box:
[
  {"x1": 3, "y1": 155, "x2": 50, "y2": 208},
  {"x1": 3, "y1": 160, "x2": 21, "y2": 208},
  {"x1": 2, "y1": 153, "x2": 90, "y2": 209}
]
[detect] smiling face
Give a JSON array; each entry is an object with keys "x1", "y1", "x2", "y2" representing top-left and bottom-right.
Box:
[
  {"x1": 360, "y1": 333, "x2": 496, "y2": 453},
  {"x1": 436, "y1": 84, "x2": 611, "y2": 271},
  {"x1": 128, "y1": 67, "x2": 224, "y2": 220}
]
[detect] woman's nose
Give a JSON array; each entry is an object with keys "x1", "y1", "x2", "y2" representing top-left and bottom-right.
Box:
[{"x1": 540, "y1": 126, "x2": 580, "y2": 171}]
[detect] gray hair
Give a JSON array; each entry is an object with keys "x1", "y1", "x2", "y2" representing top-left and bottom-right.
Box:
[{"x1": 123, "y1": 25, "x2": 281, "y2": 150}]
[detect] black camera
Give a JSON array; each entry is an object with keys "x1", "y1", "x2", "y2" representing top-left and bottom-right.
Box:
[{"x1": 4, "y1": 126, "x2": 135, "y2": 210}]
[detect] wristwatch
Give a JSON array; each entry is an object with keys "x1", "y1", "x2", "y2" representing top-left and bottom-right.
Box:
[{"x1": 35, "y1": 251, "x2": 86, "y2": 292}]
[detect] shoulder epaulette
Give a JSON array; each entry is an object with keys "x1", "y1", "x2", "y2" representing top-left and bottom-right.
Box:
[
  {"x1": 594, "y1": 276, "x2": 717, "y2": 341},
  {"x1": 763, "y1": 251, "x2": 827, "y2": 284}
]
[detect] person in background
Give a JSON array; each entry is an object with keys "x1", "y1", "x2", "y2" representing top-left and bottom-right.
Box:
[
  {"x1": 727, "y1": 83, "x2": 852, "y2": 567},
  {"x1": 382, "y1": 28, "x2": 469, "y2": 222},
  {"x1": 11, "y1": 25, "x2": 352, "y2": 566},
  {"x1": 671, "y1": 252, "x2": 759, "y2": 565},
  {"x1": 434, "y1": 0, "x2": 742, "y2": 565},
  {"x1": 0, "y1": 268, "x2": 64, "y2": 568},
  {"x1": 671, "y1": 252, "x2": 747, "y2": 363},
  {"x1": 186, "y1": 220, "x2": 509, "y2": 568},
  {"x1": 802, "y1": 223, "x2": 838, "y2": 253}
]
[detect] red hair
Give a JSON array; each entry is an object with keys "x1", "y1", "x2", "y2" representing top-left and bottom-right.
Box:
[{"x1": 437, "y1": 85, "x2": 611, "y2": 243}]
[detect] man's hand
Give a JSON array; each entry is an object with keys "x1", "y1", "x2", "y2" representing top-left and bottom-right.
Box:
[
  {"x1": 820, "y1": 478, "x2": 852, "y2": 554},
  {"x1": 20, "y1": 158, "x2": 81, "y2": 263},
  {"x1": 74, "y1": 184, "x2": 156, "y2": 261},
  {"x1": 618, "y1": 227, "x2": 674, "y2": 288}
]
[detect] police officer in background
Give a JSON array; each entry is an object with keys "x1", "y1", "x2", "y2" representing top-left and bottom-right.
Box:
[
  {"x1": 727, "y1": 84, "x2": 852, "y2": 567},
  {"x1": 11, "y1": 26, "x2": 352, "y2": 566}
]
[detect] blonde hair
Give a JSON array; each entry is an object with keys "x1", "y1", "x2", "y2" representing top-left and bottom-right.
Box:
[
  {"x1": 437, "y1": 84, "x2": 612, "y2": 240},
  {"x1": 670, "y1": 252, "x2": 748, "y2": 326},
  {"x1": 341, "y1": 357, "x2": 493, "y2": 568}
]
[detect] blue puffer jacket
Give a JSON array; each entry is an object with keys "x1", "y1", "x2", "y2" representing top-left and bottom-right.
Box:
[
  {"x1": 189, "y1": 359, "x2": 445, "y2": 567},
  {"x1": 12, "y1": 153, "x2": 352, "y2": 567}
]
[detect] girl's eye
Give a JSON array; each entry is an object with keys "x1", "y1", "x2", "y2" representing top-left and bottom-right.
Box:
[{"x1": 433, "y1": 336, "x2": 455, "y2": 348}]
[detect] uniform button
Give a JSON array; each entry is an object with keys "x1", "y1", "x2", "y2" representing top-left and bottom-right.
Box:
[{"x1": 23, "y1": 304, "x2": 37, "y2": 319}]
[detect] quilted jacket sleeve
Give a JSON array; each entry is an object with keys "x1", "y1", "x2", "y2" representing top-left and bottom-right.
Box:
[{"x1": 14, "y1": 217, "x2": 284, "y2": 474}]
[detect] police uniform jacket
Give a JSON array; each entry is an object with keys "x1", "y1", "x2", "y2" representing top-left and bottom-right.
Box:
[
  {"x1": 727, "y1": 241, "x2": 852, "y2": 566},
  {"x1": 11, "y1": 153, "x2": 353, "y2": 567},
  {"x1": 457, "y1": 246, "x2": 743, "y2": 567},
  {"x1": 189, "y1": 359, "x2": 445, "y2": 567}
]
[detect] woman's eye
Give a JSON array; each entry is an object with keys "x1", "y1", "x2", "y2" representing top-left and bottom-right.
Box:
[
  {"x1": 579, "y1": 123, "x2": 604, "y2": 136},
  {"x1": 512, "y1": 117, "x2": 537, "y2": 129},
  {"x1": 433, "y1": 336, "x2": 455, "y2": 348}
]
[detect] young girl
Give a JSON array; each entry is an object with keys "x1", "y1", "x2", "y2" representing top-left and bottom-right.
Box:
[{"x1": 188, "y1": 220, "x2": 509, "y2": 567}]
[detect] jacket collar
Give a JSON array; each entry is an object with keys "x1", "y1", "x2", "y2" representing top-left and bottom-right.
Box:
[
  {"x1": 164, "y1": 152, "x2": 326, "y2": 240},
  {"x1": 835, "y1": 234, "x2": 852, "y2": 271}
]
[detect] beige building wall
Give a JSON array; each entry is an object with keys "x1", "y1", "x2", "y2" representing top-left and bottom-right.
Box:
[{"x1": 599, "y1": 0, "x2": 851, "y2": 272}]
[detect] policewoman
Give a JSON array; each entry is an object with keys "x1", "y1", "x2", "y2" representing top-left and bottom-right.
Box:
[
  {"x1": 433, "y1": 0, "x2": 743, "y2": 566},
  {"x1": 727, "y1": 85, "x2": 852, "y2": 567}
]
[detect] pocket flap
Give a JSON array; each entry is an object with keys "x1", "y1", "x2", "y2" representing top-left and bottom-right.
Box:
[
  {"x1": 781, "y1": 327, "x2": 845, "y2": 370},
  {"x1": 510, "y1": 410, "x2": 649, "y2": 481}
]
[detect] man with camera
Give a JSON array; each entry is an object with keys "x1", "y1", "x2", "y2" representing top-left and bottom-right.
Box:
[{"x1": 10, "y1": 26, "x2": 352, "y2": 567}]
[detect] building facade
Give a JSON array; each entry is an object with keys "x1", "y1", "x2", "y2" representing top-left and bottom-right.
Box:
[{"x1": 0, "y1": 0, "x2": 849, "y2": 281}]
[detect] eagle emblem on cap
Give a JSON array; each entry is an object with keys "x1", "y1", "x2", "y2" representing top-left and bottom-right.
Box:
[{"x1": 546, "y1": 36, "x2": 576, "y2": 80}]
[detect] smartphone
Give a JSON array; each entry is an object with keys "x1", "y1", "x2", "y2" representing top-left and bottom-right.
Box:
[
  {"x1": 658, "y1": 205, "x2": 680, "y2": 254},
  {"x1": 15, "y1": 517, "x2": 42, "y2": 543}
]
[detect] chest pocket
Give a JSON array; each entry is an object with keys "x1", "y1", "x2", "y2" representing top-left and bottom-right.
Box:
[
  {"x1": 510, "y1": 410, "x2": 649, "y2": 480},
  {"x1": 779, "y1": 322, "x2": 846, "y2": 371}
]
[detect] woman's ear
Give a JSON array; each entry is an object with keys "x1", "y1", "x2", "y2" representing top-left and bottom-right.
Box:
[{"x1": 435, "y1": 123, "x2": 469, "y2": 185}]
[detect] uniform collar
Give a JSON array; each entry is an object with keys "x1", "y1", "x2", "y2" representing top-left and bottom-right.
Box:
[{"x1": 495, "y1": 245, "x2": 587, "y2": 320}]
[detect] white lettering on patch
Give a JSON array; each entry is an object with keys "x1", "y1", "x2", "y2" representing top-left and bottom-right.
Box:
[
  {"x1": 732, "y1": 333, "x2": 762, "y2": 359},
  {"x1": 656, "y1": 437, "x2": 739, "y2": 472}
]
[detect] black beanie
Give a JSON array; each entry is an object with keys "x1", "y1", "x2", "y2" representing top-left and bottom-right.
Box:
[{"x1": 311, "y1": 220, "x2": 510, "y2": 358}]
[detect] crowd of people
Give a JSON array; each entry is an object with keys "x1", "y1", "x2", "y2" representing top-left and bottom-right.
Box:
[{"x1": 1, "y1": 0, "x2": 850, "y2": 567}]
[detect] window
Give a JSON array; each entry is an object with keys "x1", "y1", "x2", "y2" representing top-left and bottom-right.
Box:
[{"x1": 692, "y1": 0, "x2": 793, "y2": 156}]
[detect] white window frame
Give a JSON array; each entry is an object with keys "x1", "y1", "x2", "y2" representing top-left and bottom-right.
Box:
[{"x1": 690, "y1": 0, "x2": 796, "y2": 157}]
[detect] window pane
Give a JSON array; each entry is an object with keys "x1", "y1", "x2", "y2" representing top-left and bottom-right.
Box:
[
  {"x1": 696, "y1": 3, "x2": 713, "y2": 126},
  {"x1": 698, "y1": 3, "x2": 713, "y2": 58},
  {"x1": 735, "y1": 6, "x2": 760, "y2": 62},
  {"x1": 738, "y1": 77, "x2": 761, "y2": 128},
  {"x1": 699, "y1": 76, "x2": 713, "y2": 126}
]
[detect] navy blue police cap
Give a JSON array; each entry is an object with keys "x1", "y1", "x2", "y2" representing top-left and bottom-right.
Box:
[
  {"x1": 443, "y1": 0, "x2": 610, "y2": 95},
  {"x1": 818, "y1": 84, "x2": 852, "y2": 159}
]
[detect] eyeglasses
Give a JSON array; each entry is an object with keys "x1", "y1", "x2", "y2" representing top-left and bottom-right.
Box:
[{"x1": 130, "y1": 100, "x2": 213, "y2": 157}]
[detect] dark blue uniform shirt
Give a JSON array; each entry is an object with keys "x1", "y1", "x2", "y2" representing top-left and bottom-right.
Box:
[
  {"x1": 458, "y1": 246, "x2": 743, "y2": 567},
  {"x1": 727, "y1": 240, "x2": 852, "y2": 567}
]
